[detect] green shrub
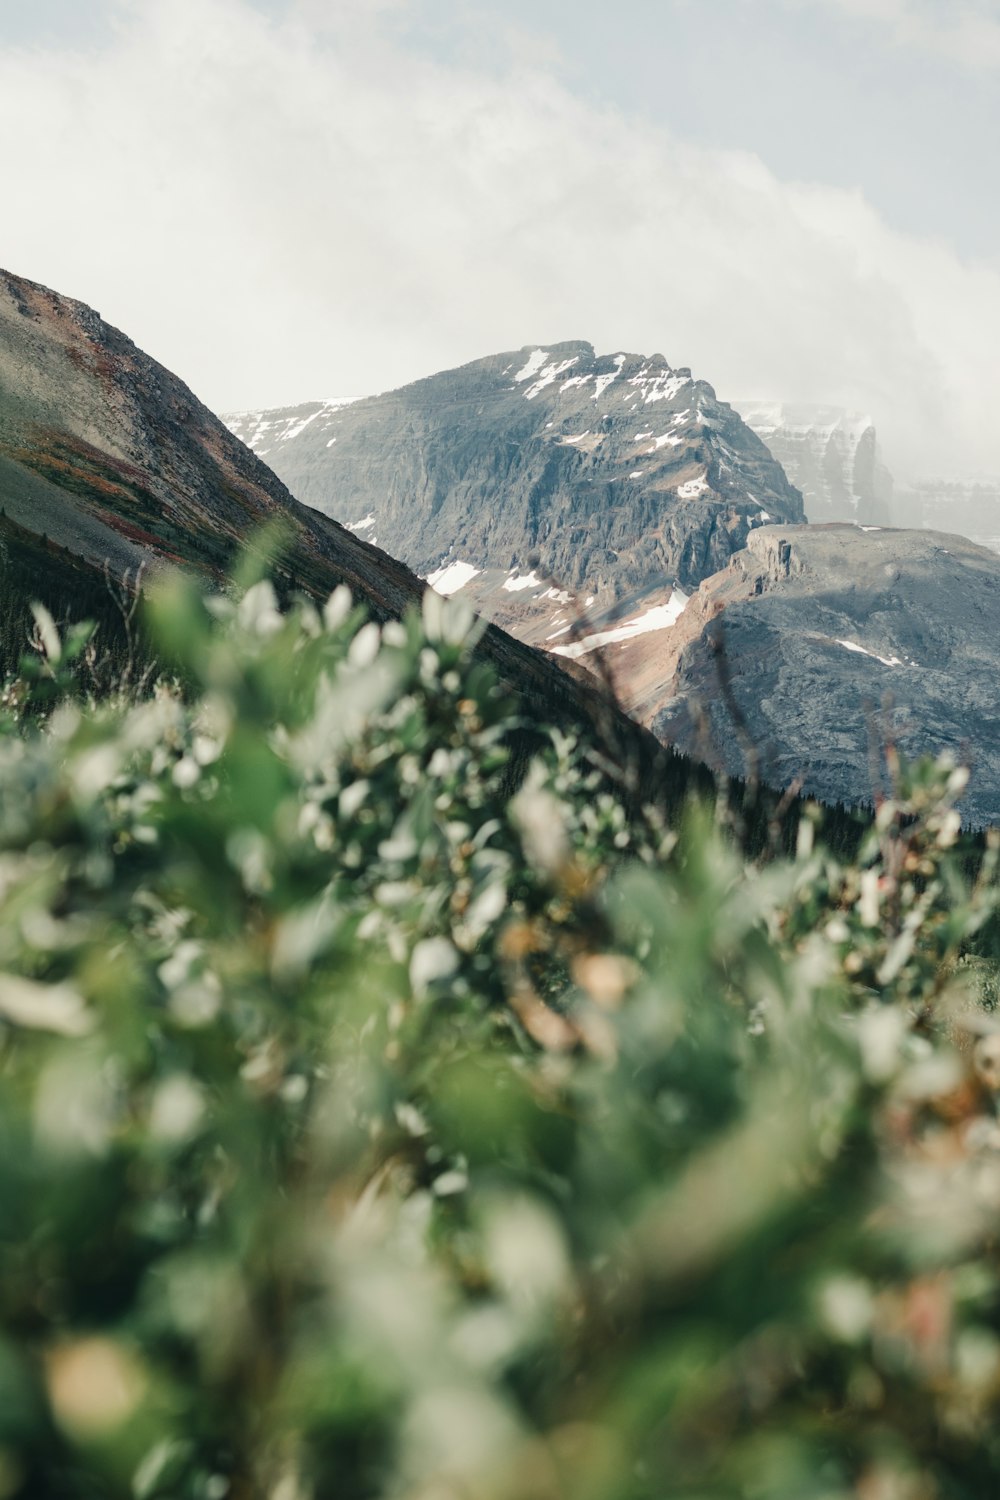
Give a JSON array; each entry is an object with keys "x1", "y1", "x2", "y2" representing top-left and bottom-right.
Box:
[{"x1": 0, "y1": 574, "x2": 997, "y2": 1499}]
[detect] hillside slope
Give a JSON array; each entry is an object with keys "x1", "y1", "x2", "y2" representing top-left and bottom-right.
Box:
[
  {"x1": 0, "y1": 270, "x2": 680, "y2": 793},
  {"x1": 0, "y1": 269, "x2": 426, "y2": 619}
]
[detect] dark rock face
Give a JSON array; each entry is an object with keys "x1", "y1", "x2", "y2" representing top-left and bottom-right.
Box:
[
  {"x1": 224, "y1": 342, "x2": 805, "y2": 633},
  {"x1": 627, "y1": 524, "x2": 1000, "y2": 825}
]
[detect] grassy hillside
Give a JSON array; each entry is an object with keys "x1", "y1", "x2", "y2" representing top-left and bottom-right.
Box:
[{"x1": 0, "y1": 573, "x2": 997, "y2": 1499}]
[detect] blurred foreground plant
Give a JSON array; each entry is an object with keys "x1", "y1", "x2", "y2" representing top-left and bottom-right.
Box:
[{"x1": 0, "y1": 574, "x2": 997, "y2": 1499}]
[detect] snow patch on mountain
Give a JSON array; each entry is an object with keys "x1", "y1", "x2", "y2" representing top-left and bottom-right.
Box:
[
  {"x1": 525, "y1": 356, "x2": 581, "y2": 400},
  {"x1": 504, "y1": 570, "x2": 544, "y2": 593},
  {"x1": 592, "y1": 355, "x2": 627, "y2": 401},
  {"x1": 225, "y1": 397, "x2": 363, "y2": 458},
  {"x1": 837, "y1": 639, "x2": 905, "y2": 668},
  {"x1": 514, "y1": 348, "x2": 549, "y2": 384},
  {"x1": 427, "y1": 559, "x2": 481, "y2": 596},
  {"x1": 552, "y1": 589, "x2": 689, "y2": 660},
  {"x1": 629, "y1": 368, "x2": 690, "y2": 406}
]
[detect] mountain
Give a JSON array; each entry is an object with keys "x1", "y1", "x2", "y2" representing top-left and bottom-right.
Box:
[
  {"x1": 734, "y1": 400, "x2": 1000, "y2": 555},
  {"x1": 223, "y1": 354, "x2": 1000, "y2": 822},
  {"x1": 894, "y1": 477, "x2": 1000, "y2": 556},
  {"x1": 0, "y1": 270, "x2": 681, "y2": 794},
  {"x1": 224, "y1": 342, "x2": 805, "y2": 646},
  {"x1": 735, "y1": 402, "x2": 894, "y2": 526},
  {"x1": 605, "y1": 523, "x2": 1000, "y2": 826}
]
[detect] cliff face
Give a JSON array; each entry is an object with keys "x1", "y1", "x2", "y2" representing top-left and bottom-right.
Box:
[
  {"x1": 735, "y1": 403, "x2": 894, "y2": 526},
  {"x1": 603, "y1": 523, "x2": 1000, "y2": 824},
  {"x1": 225, "y1": 342, "x2": 805, "y2": 643}
]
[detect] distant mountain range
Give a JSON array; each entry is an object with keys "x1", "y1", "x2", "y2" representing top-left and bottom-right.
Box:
[
  {"x1": 225, "y1": 349, "x2": 1000, "y2": 822},
  {"x1": 734, "y1": 401, "x2": 1000, "y2": 553},
  {"x1": 897, "y1": 476, "x2": 1000, "y2": 555}
]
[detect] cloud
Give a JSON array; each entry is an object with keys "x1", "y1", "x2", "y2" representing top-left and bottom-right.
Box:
[
  {"x1": 799, "y1": 0, "x2": 1000, "y2": 68},
  {"x1": 0, "y1": 0, "x2": 997, "y2": 482}
]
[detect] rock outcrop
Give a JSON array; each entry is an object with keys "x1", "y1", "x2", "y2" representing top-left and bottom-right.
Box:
[{"x1": 604, "y1": 524, "x2": 1000, "y2": 825}]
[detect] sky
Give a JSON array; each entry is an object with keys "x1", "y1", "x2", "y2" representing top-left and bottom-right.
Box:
[{"x1": 0, "y1": 0, "x2": 998, "y2": 480}]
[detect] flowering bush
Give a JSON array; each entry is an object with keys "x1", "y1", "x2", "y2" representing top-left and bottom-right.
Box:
[{"x1": 0, "y1": 574, "x2": 997, "y2": 1500}]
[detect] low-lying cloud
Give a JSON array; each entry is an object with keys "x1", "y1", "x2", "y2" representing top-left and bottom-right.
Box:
[
  {"x1": 800, "y1": 0, "x2": 1000, "y2": 69},
  {"x1": 0, "y1": 0, "x2": 997, "y2": 479}
]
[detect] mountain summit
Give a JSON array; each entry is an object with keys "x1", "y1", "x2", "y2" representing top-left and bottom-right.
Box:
[{"x1": 225, "y1": 342, "x2": 804, "y2": 645}]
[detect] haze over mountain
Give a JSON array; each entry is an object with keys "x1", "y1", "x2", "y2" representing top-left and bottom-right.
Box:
[
  {"x1": 736, "y1": 403, "x2": 895, "y2": 528},
  {"x1": 896, "y1": 477, "x2": 1000, "y2": 556},
  {"x1": 734, "y1": 401, "x2": 1000, "y2": 552}
]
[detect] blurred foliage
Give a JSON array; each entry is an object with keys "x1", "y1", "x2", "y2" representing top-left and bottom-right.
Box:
[{"x1": 0, "y1": 568, "x2": 998, "y2": 1500}]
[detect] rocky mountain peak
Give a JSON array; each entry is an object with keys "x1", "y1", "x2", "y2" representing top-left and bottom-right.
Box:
[{"x1": 225, "y1": 342, "x2": 805, "y2": 645}]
